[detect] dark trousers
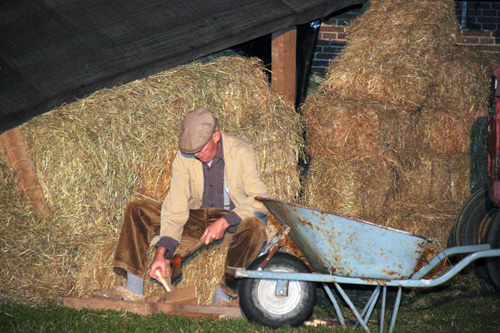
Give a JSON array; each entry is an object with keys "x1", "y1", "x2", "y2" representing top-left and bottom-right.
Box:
[{"x1": 112, "y1": 199, "x2": 267, "y2": 293}]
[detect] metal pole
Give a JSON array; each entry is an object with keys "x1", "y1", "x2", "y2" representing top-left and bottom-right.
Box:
[
  {"x1": 322, "y1": 283, "x2": 345, "y2": 327},
  {"x1": 380, "y1": 286, "x2": 387, "y2": 333},
  {"x1": 363, "y1": 286, "x2": 381, "y2": 326},
  {"x1": 334, "y1": 282, "x2": 370, "y2": 332},
  {"x1": 461, "y1": 1, "x2": 468, "y2": 28},
  {"x1": 389, "y1": 287, "x2": 402, "y2": 332}
]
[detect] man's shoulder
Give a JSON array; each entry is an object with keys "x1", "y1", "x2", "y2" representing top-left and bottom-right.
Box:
[
  {"x1": 222, "y1": 132, "x2": 253, "y2": 151},
  {"x1": 173, "y1": 150, "x2": 198, "y2": 166}
]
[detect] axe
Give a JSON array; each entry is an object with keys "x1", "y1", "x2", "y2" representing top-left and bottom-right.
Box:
[
  {"x1": 170, "y1": 239, "x2": 206, "y2": 282},
  {"x1": 155, "y1": 268, "x2": 175, "y2": 292}
]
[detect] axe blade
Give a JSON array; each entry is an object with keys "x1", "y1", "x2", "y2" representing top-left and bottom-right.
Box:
[
  {"x1": 169, "y1": 255, "x2": 182, "y2": 282},
  {"x1": 169, "y1": 239, "x2": 206, "y2": 282}
]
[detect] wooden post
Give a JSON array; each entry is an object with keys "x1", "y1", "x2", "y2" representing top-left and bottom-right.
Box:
[
  {"x1": 0, "y1": 127, "x2": 49, "y2": 216},
  {"x1": 272, "y1": 26, "x2": 297, "y2": 105}
]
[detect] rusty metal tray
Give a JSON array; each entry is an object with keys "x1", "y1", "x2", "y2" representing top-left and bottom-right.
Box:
[{"x1": 257, "y1": 197, "x2": 429, "y2": 279}]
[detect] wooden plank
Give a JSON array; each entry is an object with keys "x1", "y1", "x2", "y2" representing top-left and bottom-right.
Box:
[
  {"x1": 271, "y1": 26, "x2": 297, "y2": 105},
  {"x1": 63, "y1": 297, "x2": 151, "y2": 315},
  {"x1": 63, "y1": 298, "x2": 241, "y2": 318},
  {"x1": 0, "y1": 127, "x2": 49, "y2": 216},
  {"x1": 152, "y1": 303, "x2": 242, "y2": 319},
  {"x1": 144, "y1": 285, "x2": 198, "y2": 304},
  {"x1": 63, "y1": 286, "x2": 241, "y2": 319}
]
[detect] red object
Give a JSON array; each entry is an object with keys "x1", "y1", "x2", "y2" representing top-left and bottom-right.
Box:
[
  {"x1": 169, "y1": 254, "x2": 183, "y2": 283},
  {"x1": 487, "y1": 67, "x2": 500, "y2": 206}
]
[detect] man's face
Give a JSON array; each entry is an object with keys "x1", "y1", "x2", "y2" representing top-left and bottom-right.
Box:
[{"x1": 194, "y1": 131, "x2": 220, "y2": 163}]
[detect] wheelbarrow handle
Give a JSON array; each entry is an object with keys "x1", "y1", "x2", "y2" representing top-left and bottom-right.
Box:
[{"x1": 412, "y1": 244, "x2": 491, "y2": 279}]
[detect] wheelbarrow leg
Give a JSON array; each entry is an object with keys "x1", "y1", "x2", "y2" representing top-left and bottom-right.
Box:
[
  {"x1": 380, "y1": 286, "x2": 387, "y2": 333},
  {"x1": 334, "y1": 282, "x2": 370, "y2": 333},
  {"x1": 321, "y1": 283, "x2": 346, "y2": 327},
  {"x1": 355, "y1": 286, "x2": 380, "y2": 329},
  {"x1": 389, "y1": 286, "x2": 402, "y2": 333},
  {"x1": 360, "y1": 286, "x2": 381, "y2": 327}
]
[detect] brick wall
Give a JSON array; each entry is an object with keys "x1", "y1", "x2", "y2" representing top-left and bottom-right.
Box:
[
  {"x1": 456, "y1": 1, "x2": 500, "y2": 31},
  {"x1": 312, "y1": 2, "x2": 500, "y2": 74},
  {"x1": 458, "y1": 30, "x2": 500, "y2": 53},
  {"x1": 312, "y1": 8, "x2": 357, "y2": 74}
]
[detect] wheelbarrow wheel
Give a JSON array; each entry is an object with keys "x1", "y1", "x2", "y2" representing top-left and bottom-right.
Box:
[
  {"x1": 486, "y1": 211, "x2": 500, "y2": 294},
  {"x1": 238, "y1": 252, "x2": 316, "y2": 328}
]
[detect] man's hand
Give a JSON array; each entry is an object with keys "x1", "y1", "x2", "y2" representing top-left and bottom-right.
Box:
[
  {"x1": 201, "y1": 217, "x2": 230, "y2": 245},
  {"x1": 149, "y1": 247, "x2": 167, "y2": 280}
]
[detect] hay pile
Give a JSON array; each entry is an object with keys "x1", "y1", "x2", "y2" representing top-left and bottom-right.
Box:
[
  {"x1": 1, "y1": 55, "x2": 303, "y2": 305},
  {"x1": 302, "y1": 0, "x2": 496, "y2": 251}
]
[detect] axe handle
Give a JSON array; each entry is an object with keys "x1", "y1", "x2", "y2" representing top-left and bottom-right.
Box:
[
  {"x1": 169, "y1": 239, "x2": 207, "y2": 282},
  {"x1": 155, "y1": 268, "x2": 174, "y2": 292},
  {"x1": 179, "y1": 239, "x2": 206, "y2": 259}
]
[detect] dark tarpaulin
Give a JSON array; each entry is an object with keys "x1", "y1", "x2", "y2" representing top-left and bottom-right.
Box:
[{"x1": 0, "y1": 0, "x2": 364, "y2": 134}]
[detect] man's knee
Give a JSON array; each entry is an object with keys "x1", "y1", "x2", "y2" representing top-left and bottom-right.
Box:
[
  {"x1": 125, "y1": 199, "x2": 160, "y2": 219},
  {"x1": 125, "y1": 199, "x2": 150, "y2": 214},
  {"x1": 239, "y1": 217, "x2": 267, "y2": 239},
  {"x1": 124, "y1": 200, "x2": 137, "y2": 212}
]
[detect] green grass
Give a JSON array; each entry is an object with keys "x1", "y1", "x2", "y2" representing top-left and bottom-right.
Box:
[{"x1": 1, "y1": 274, "x2": 498, "y2": 332}]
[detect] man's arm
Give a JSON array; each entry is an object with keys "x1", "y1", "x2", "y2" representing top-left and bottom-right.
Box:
[
  {"x1": 200, "y1": 139, "x2": 267, "y2": 243},
  {"x1": 150, "y1": 153, "x2": 191, "y2": 278},
  {"x1": 227, "y1": 143, "x2": 268, "y2": 221},
  {"x1": 200, "y1": 217, "x2": 230, "y2": 245},
  {"x1": 149, "y1": 246, "x2": 167, "y2": 279}
]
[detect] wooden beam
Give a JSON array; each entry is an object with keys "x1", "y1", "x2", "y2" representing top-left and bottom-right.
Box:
[
  {"x1": 63, "y1": 297, "x2": 242, "y2": 319},
  {"x1": 152, "y1": 303, "x2": 242, "y2": 319},
  {"x1": 271, "y1": 26, "x2": 297, "y2": 105},
  {"x1": 62, "y1": 285, "x2": 243, "y2": 319},
  {"x1": 0, "y1": 127, "x2": 49, "y2": 216},
  {"x1": 64, "y1": 297, "x2": 150, "y2": 316},
  {"x1": 144, "y1": 285, "x2": 198, "y2": 304}
]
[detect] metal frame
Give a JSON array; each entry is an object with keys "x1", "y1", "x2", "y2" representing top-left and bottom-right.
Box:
[{"x1": 230, "y1": 244, "x2": 500, "y2": 332}]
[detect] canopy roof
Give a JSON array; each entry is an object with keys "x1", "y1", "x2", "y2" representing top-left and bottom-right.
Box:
[{"x1": 0, "y1": 0, "x2": 364, "y2": 133}]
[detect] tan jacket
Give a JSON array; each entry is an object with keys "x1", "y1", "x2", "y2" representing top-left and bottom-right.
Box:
[{"x1": 159, "y1": 132, "x2": 268, "y2": 242}]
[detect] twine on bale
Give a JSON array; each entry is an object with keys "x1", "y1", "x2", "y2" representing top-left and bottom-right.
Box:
[
  {"x1": 1, "y1": 55, "x2": 303, "y2": 305},
  {"x1": 301, "y1": 0, "x2": 498, "y2": 263}
]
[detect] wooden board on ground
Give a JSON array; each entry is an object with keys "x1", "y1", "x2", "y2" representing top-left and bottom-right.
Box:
[
  {"x1": 63, "y1": 286, "x2": 242, "y2": 318},
  {"x1": 144, "y1": 285, "x2": 198, "y2": 304},
  {"x1": 63, "y1": 298, "x2": 242, "y2": 318}
]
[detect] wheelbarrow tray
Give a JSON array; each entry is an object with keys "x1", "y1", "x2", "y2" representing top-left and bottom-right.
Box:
[{"x1": 257, "y1": 197, "x2": 430, "y2": 279}]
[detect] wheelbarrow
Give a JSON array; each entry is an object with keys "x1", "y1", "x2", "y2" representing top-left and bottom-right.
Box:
[{"x1": 227, "y1": 197, "x2": 500, "y2": 332}]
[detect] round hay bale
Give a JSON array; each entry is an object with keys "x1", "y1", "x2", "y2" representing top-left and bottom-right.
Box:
[{"x1": 2, "y1": 55, "x2": 303, "y2": 305}]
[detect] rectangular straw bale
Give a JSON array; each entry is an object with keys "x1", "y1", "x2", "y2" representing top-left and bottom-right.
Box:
[
  {"x1": 374, "y1": 199, "x2": 462, "y2": 261},
  {"x1": 2, "y1": 55, "x2": 303, "y2": 305},
  {"x1": 396, "y1": 153, "x2": 471, "y2": 203},
  {"x1": 302, "y1": 155, "x2": 396, "y2": 222},
  {"x1": 304, "y1": 95, "x2": 431, "y2": 170},
  {"x1": 323, "y1": 0, "x2": 459, "y2": 109},
  {"x1": 301, "y1": 0, "x2": 491, "y2": 251},
  {"x1": 422, "y1": 108, "x2": 480, "y2": 156},
  {"x1": 421, "y1": 47, "x2": 492, "y2": 155},
  {"x1": 304, "y1": 95, "x2": 385, "y2": 159}
]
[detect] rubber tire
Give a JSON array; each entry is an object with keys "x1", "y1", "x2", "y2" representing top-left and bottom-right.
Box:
[
  {"x1": 453, "y1": 185, "x2": 498, "y2": 248},
  {"x1": 451, "y1": 185, "x2": 499, "y2": 278},
  {"x1": 486, "y1": 212, "x2": 500, "y2": 294},
  {"x1": 238, "y1": 252, "x2": 316, "y2": 328}
]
